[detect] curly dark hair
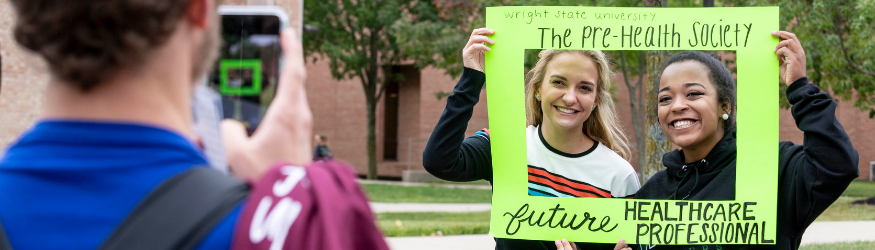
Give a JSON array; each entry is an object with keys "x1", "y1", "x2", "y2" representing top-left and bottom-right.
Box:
[
  {"x1": 660, "y1": 51, "x2": 737, "y2": 130},
  {"x1": 10, "y1": 0, "x2": 191, "y2": 91}
]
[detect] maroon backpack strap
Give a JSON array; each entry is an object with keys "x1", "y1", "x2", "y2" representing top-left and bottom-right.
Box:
[{"x1": 232, "y1": 161, "x2": 390, "y2": 250}]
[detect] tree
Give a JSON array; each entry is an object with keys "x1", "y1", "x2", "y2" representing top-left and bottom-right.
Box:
[
  {"x1": 616, "y1": 50, "x2": 652, "y2": 182},
  {"x1": 779, "y1": 0, "x2": 874, "y2": 116},
  {"x1": 730, "y1": 0, "x2": 875, "y2": 116},
  {"x1": 639, "y1": 0, "x2": 673, "y2": 184},
  {"x1": 303, "y1": 0, "x2": 469, "y2": 179}
]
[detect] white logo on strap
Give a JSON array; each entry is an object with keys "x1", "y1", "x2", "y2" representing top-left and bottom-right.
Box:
[{"x1": 250, "y1": 166, "x2": 306, "y2": 250}]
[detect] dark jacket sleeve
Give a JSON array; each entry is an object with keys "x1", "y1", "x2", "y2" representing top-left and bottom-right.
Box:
[
  {"x1": 422, "y1": 67, "x2": 493, "y2": 183},
  {"x1": 777, "y1": 77, "x2": 860, "y2": 237}
]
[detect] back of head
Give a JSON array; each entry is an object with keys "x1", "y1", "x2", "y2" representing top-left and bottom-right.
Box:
[
  {"x1": 524, "y1": 50, "x2": 631, "y2": 160},
  {"x1": 10, "y1": 0, "x2": 192, "y2": 91}
]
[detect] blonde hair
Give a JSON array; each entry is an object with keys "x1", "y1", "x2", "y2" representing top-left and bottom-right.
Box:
[{"x1": 524, "y1": 50, "x2": 631, "y2": 161}]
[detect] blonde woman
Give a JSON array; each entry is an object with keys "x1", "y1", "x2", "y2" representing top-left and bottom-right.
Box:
[{"x1": 423, "y1": 28, "x2": 638, "y2": 250}]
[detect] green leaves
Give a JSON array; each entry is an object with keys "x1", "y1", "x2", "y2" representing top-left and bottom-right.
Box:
[
  {"x1": 304, "y1": 0, "x2": 472, "y2": 82},
  {"x1": 304, "y1": 0, "x2": 873, "y2": 117},
  {"x1": 724, "y1": 0, "x2": 874, "y2": 114}
]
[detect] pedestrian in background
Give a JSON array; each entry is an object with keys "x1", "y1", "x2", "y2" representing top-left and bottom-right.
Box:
[{"x1": 314, "y1": 134, "x2": 334, "y2": 159}]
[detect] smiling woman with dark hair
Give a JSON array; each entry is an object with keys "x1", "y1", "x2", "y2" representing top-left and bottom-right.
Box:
[{"x1": 611, "y1": 31, "x2": 860, "y2": 250}]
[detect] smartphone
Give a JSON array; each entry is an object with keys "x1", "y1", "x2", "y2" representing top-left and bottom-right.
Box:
[{"x1": 208, "y1": 5, "x2": 289, "y2": 135}]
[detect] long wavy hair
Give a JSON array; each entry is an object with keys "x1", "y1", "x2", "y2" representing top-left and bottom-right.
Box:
[{"x1": 524, "y1": 50, "x2": 631, "y2": 161}]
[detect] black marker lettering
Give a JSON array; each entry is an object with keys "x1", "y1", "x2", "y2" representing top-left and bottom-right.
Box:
[
  {"x1": 626, "y1": 201, "x2": 637, "y2": 220},
  {"x1": 602, "y1": 28, "x2": 611, "y2": 48},
  {"x1": 638, "y1": 201, "x2": 651, "y2": 221},
  {"x1": 690, "y1": 22, "x2": 700, "y2": 47},
  {"x1": 743, "y1": 23, "x2": 753, "y2": 47},
  {"x1": 644, "y1": 26, "x2": 655, "y2": 47},
  {"x1": 714, "y1": 204, "x2": 726, "y2": 221},
  {"x1": 637, "y1": 224, "x2": 649, "y2": 244},
  {"x1": 650, "y1": 223, "x2": 662, "y2": 244},
  {"x1": 664, "y1": 223, "x2": 675, "y2": 244},
  {"x1": 749, "y1": 221, "x2": 760, "y2": 244},
  {"x1": 689, "y1": 202, "x2": 702, "y2": 221},
  {"x1": 503, "y1": 203, "x2": 528, "y2": 235},
  {"x1": 710, "y1": 23, "x2": 719, "y2": 48},
  {"x1": 723, "y1": 25, "x2": 732, "y2": 47},
  {"x1": 651, "y1": 201, "x2": 663, "y2": 221},
  {"x1": 633, "y1": 26, "x2": 642, "y2": 47},
  {"x1": 671, "y1": 23, "x2": 681, "y2": 47},
  {"x1": 743, "y1": 202, "x2": 756, "y2": 220},
  {"x1": 762, "y1": 221, "x2": 774, "y2": 243},
  {"x1": 582, "y1": 26, "x2": 593, "y2": 48},
  {"x1": 676, "y1": 202, "x2": 688, "y2": 222},
  {"x1": 687, "y1": 223, "x2": 699, "y2": 243},
  {"x1": 729, "y1": 203, "x2": 741, "y2": 221},
  {"x1": 538, "y1": 28, "x2": 549, "y2": 48},
  {"x1": 703, "y1": 203, "x2": 714, "y2": 221},
  {"x1": 736, "y1": 222, "x2": 750, "y2": 243}
]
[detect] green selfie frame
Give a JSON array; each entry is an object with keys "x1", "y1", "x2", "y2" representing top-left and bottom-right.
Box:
[
  {"x1": 485, "y1": 6, "x2": 779, "y2": 245},
  {"x1": 220, "y1": 59, "x2": 263, "y2": 96}
]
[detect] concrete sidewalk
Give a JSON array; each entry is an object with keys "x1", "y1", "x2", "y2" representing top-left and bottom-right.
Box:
[
  {"x1": 385, "y1": 221, "x2": 875, "y2": 250},
  {"x1": 358, "y1": 179, "x2": 492, "y2": 190},
  {"x1": 799, "y1": 221, "x2": 875, "y2": 245},
  {"x1": 386, "y1": 234, "x2": 494, "y2": 250},
  {"x1": 370, "y1": 202, "x2": 491, "y2": 213}
]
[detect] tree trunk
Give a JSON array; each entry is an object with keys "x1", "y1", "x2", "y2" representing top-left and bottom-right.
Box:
[
  {"x1": 642, "y1": 0, "x2": 672, "y2": 183},
  {"x1": 618, "y1": 51, "x2": 647, "y2": 184},
  {"x1": 366, "y1": 98, "x2": 377, "y2": 179},
  {"x1": 642, "y1": 51, "x2": 673, "y2": 183},
  {"x1": 363, "y1": 67, "x2": 379, "y2": 180}
]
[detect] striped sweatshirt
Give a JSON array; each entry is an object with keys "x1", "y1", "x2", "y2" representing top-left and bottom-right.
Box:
[
  {"x1": 423, "y1": 67, "x2": 636, "y2": 250},
  {"x1": 525, "y1": 125, "x2": 639, "y2": 198}
]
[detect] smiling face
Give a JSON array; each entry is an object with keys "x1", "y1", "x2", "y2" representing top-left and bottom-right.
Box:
[
  {"x1": 537, "y1": 53, "x2": 600, "y2": 133},
  {"x1": 658, "y1": 60, "x2": 728, "y2": 152}
]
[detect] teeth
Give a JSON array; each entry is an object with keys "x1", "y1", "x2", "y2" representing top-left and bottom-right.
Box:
[
  {"x1": 673, "y1": 120, "x2": 694, "y2": 128},
  {"x1": 557, "y1": 107, "x2": 577, "y2": 114}
]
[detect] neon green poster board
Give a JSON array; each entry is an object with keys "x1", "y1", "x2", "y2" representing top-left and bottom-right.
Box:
[
  {"x1": 485, "y1": 7, "x2": 778, "y2": 245},
  {"x1": 220, "y1": 59, "x2": 263, "y2": 96}
]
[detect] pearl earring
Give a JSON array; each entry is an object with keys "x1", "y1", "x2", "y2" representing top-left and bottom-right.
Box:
[{"x1": 722, "y1": 113, "x2": 729, "y2": 120}]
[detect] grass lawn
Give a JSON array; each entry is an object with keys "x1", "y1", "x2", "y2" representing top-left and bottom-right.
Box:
[
  {"x1": 423, "y1": 179, "x2": 491, "y2": 186},
  {"x1": 376, "y1": 211, "x2": 490, "y2": 237},
  {"x1": 362, "y1": 184, "x2": 492, "y2": 203},
  {"x1": 800, "y1": 241, "x2": 875, "y2": 250},
  {"x1": 365, "y1": 180, "x2": 873, "y2": 238},
  {"x1": 842, "y1": 181, "x2": 875, "y2": 198},
  {"x1": 816, "y1": 181, "x2": 875, "y2": 221},
  {"x1": 815, "y1": 197, "x2": 875, "y2": 221}
]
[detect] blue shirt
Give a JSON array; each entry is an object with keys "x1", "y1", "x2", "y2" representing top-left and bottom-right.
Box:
[{"x1": 0, "y1": 121, "x2": 242, "y2": 249}]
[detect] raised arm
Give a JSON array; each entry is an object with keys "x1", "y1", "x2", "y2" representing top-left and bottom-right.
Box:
[
  {"x1": 772, "y1": 31, "x2": 860, "y2": 236},
  {"x1": 422, "y1": 28, "x2": 495, "y2": 182}
]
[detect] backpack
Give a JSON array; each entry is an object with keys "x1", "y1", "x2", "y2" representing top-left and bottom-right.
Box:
[{"x1": 0, "y1": 167, "x2": 248, "y2": 250}]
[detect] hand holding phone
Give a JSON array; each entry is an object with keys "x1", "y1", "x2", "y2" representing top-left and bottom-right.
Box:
[
  {"x1": 211, "y1": 6, "x2": 288, "y2": 134},
  {"x1": 222, "y1": 28, "x2": 312, "y2": 181}
]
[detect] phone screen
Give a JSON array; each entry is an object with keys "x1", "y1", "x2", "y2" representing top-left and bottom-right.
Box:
[{"x1": 208, "y1": 14, "x2": 282, "y2": 134}]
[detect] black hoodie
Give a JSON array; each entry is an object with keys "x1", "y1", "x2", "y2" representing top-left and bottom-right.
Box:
[
  {"x1": 633, "y1": 77, "x2": 860, "y2": 250},
  {"x1": 422, "y1": 68, "x2": 613, "y2": 250}
]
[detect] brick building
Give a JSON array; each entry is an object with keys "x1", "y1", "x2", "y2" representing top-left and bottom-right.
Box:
[{"x1": 0, "y1": 0, "x2": 871, "y2": 180}]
